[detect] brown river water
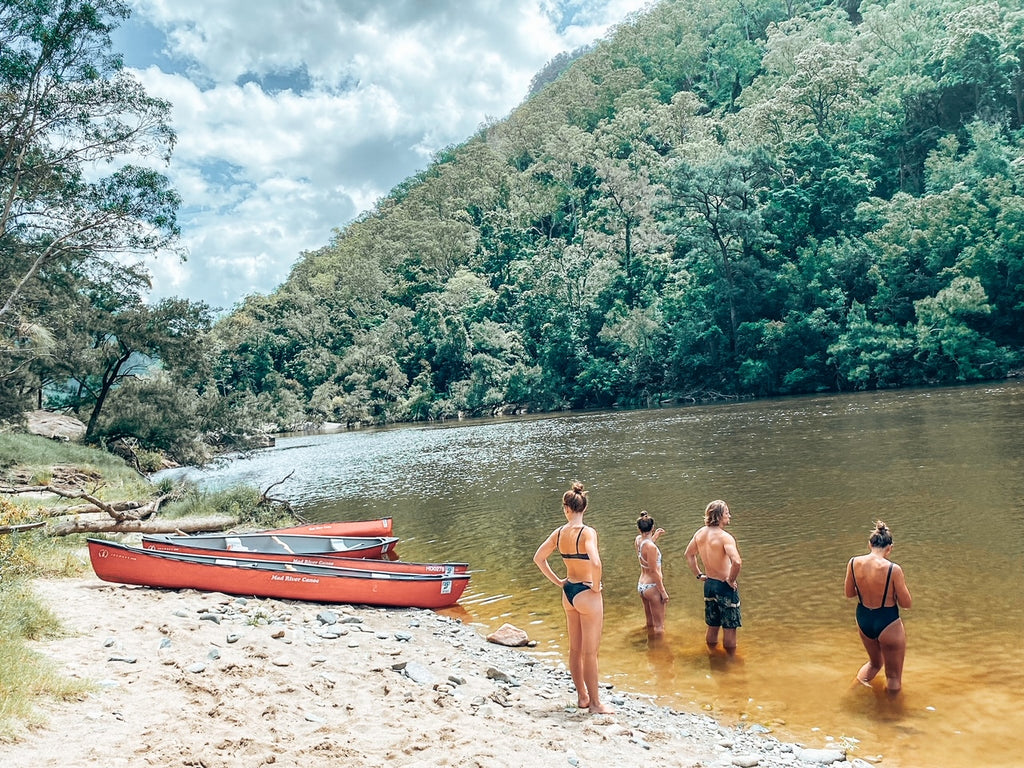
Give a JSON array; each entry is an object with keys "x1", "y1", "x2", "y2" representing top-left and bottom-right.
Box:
[{"x1": 164, "y1": 380, "x2": 1024, "y2": 768}]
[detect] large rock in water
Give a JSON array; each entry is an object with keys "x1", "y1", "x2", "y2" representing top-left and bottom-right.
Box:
[{"x1": 26, "y1": 410, "x2": 87, "y2": 442}]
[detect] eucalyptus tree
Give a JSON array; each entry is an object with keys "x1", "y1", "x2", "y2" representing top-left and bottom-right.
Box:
[
  {"x1": 926, "y1": 2, "x2": 1020, "y2": 126},
  {"x1": 45, "y1": 291, "x2": 212, "y2": 441},
  {"x1": 660, "y1": 146, "x2": 773, "y2": 360},
  {"x1": 913, "y1": 275, "x2": 1008, "y2": 382},
  {"x1": 591, "y1": 102, "x2": 673, "y2": 309},
  {"x1": 0, "y1": 0, "x2": 180, "y2": 418}
]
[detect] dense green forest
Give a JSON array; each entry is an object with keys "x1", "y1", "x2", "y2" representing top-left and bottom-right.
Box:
[
  {"x1": 3, "y1": 0, "x2": 1024, "y2": 462},
  {"x1": 217, "y1": 0, "x2": 1024, "y2": 427}
]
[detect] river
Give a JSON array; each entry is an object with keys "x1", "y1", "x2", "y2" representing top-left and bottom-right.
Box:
[{"x1": 157, "y1": 380, "x2": 1024, "y2": 768}]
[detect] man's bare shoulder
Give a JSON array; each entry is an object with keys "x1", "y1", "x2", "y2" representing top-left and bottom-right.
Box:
[{"x1": 703, "y1": 526, "x2": 736, "y2": 544}]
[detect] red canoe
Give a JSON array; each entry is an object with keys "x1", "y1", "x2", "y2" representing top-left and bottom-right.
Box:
[
  {"x1": 143, "y1": 535, "x2": 468, "y2": 576},
  {"x1": 141, "y1": 532, "x2": 398, "y2": 560},
  {"x1": 267, "y1": 517, "x2": 393, "y2": 537},
  {"x1": 88, "y1": 539, "x2": 469, "y2": 609}
]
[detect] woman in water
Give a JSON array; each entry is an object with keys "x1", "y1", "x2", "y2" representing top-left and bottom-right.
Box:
[
  {"x1": 844, "y1": 520, "x2": 913, "y2": 692},
  {"x1": 533, "y1": 481, "x2": 614, "y2": 714},
  {"x1": 635, "y1": 511, "x2": 669, "y2": 634}
]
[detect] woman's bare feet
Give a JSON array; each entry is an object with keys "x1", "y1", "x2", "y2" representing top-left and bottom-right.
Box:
[{"x1": 588, "y1": 702, "x2": 616, "y2": 715}]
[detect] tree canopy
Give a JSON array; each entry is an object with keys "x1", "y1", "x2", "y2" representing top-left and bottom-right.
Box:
[
  {"x1": 9, "y1": 0, "x2": 1024, "y2": 460},
  {"x1": 0, "y1": 1, "x2": 215, "y2": 462},
  {"x1": 206, "y1": 0, "x2": 1023, "y2": 430}
]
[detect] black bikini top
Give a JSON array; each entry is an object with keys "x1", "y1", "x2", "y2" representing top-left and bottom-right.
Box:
[{"x1": 557, "y1": 526, "x2": 590, "y2": 560}]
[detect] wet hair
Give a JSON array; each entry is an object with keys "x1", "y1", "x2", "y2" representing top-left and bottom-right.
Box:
[
  {"x1": 637, "y1": 510, "x2": 654, "y2": 533},
  {"x1": 869, "y1": 520, "x2": 893, "y2": 548},
  {"x1": 704, "y1": 499, "x2": 729, "y2": 526},
  {"x1": 562, "y1": 481, "x2": 588, "y2": 514}
]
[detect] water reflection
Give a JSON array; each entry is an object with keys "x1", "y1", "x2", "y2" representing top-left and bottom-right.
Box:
[{"x1": 157, "y1": 381, "x2": 1024, "y2": 768}]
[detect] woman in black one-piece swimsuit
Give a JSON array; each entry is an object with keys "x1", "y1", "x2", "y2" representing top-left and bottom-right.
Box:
[
  {"x1": 844, "y1": 520, "x2": 913, "y2": 693},
  {"x1": 533, "y1": 481, "x2": 614, "y2": 714}
]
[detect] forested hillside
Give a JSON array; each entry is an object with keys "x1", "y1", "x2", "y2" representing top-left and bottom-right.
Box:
[
  {"x1": 7, "y1": 0, "x2": 1023, "y2": 459},
  {"x1": 210, "y1": 0, "x2": 1024, "y2": 428}
]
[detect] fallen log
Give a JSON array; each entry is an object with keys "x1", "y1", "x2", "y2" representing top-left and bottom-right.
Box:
[
  {"x1": 0, "y1": 521, "x2": 47, "y2": 535},
  {"x1": 50, "y1": 515, "x2": 238, "y2": 536},
  {"x1": 2, "y1": 485, "x2": 175, "y2": 523},
  {"x1": 1, "y1": 484, "x2": 120, "y2": 516},
  {"x1": 58, "y1": 500, "x2": 157, "y2": 515}
]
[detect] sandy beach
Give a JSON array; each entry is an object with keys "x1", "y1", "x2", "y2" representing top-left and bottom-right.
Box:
[{"x1": 4, "y1": 575, "x2": 855, "y2": 768}]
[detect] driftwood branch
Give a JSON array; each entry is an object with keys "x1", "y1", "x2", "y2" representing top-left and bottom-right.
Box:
[
  {"x1": 50, "y1": 515, "x2": 239, "y2": 536},
  {"x1": 59, "y1": 500, "x2": 160, "y2": 515},
  {"x1": 0, "y1": 485, "x2": 175, "y2": 522},
  {"x1": 259, "y1": 471, "x2": 294, "y2": 513},
  {"x1": 1, "y1": 484, "x2": 118, "y2": 515},
  {"x1": 0, "y1": 521, "x2": 46, "y2": 535}
]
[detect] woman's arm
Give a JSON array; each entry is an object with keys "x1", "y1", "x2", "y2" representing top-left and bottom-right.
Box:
[
  {"x1": 893, "y1": 564, "x2": 912, "y2": 609},
  {"x1": 652, "y1": 544, "x2": 669, "y2": 600},
  {"x1": 584, "y1": 527, "x2": 603, "y2": 591},
  {"x1": 844, "y1": 558, "x2": 858, "y2": 599},
  {"x1": 533, "y1": 531, "x2": 564, "y2": 587}
]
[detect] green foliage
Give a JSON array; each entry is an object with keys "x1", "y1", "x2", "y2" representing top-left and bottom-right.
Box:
[
  {"x1": 202, "y1": 0, "x2": 1024, "y2": 428},
  {"x1": 0, "y1": 577, "x2": 90, "y2": 738},
  {"x1": 1, "y1": 0, "x2": 184, "y2": 424},
  {"x1": 0, "y1": 433, "x2": 148, "y2": 494},
  {"x1": 161, "y1": 484, "x2": 293, "y2": 530},
  {"x1": 0, "y1": 0, "x2": 235, "y2": 467}
]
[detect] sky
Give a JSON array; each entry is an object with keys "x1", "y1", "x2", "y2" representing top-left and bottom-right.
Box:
[{"x1": 110, "y1": 0, "x2": 654, "y2": 313}]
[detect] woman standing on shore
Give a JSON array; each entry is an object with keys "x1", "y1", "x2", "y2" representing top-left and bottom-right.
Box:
[
  {"x1": 533, "y1": 481, "x2": 614, "y2": 714},
  {"x1": 844, "y1": 520, "x2": 913, "y2": 693},
  {"x1": 635, "y1": 511, "x2": 669, "y2": 634}
]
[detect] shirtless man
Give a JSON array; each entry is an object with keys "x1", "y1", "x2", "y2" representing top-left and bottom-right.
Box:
[{"x1": 684, "y1": 500, "x2": 742, "y2": 651}]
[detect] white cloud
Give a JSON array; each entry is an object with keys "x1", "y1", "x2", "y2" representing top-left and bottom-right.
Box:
[{"x1": 115, "y1": 0, "x2": 654, "y2": 311}]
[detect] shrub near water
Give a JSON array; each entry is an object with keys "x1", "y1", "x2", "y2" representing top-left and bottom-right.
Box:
[{"x1": 160, "y1": 483, "x2": 295, "y2": 530}]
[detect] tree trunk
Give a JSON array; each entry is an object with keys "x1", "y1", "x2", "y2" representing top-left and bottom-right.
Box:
[
  {"x1": 85, "y1": 349, "x2": 130, "y2": 441},
  {"x1": 50, "y1": 515, "x2": 238, "y2": 537}
]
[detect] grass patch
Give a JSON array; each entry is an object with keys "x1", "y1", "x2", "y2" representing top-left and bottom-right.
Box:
[
  {"x1": 0, "y1": 432, "x2": 298, "y2": 737},
  {"x1": 0, "y1": 579, "x2": 92, "y2": 740},
  {"x1": 0, "y1": 433, "x2": 139, "y2": 479},
  {"x1": 0, "y1": 433, "x2": 153, "y2": 506},
  {"x1": 160, "y1": 484, "x2": 296, "y2": 530},
  {"x1": 0, "y1": 501, "x2": 91, "y2": 739}
]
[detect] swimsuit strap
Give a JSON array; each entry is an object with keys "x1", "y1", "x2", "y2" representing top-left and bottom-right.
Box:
[
  {"x1": 849, "y1": 558, "x2": 863, "y2": 606},
  {"x1": 557, "y1": 525, "x2": 590, "y2": 559},
  {"x1": 880, "y1": 563, "x2": 894, "y2": 608},
  {"x1": 637, "y1": 538, "x2": 649, "y2": 567}
]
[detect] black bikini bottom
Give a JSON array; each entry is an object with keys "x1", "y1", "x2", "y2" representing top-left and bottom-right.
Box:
[{"x1": 563, "y1": 580, "x2": 591, "y2": 605}]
